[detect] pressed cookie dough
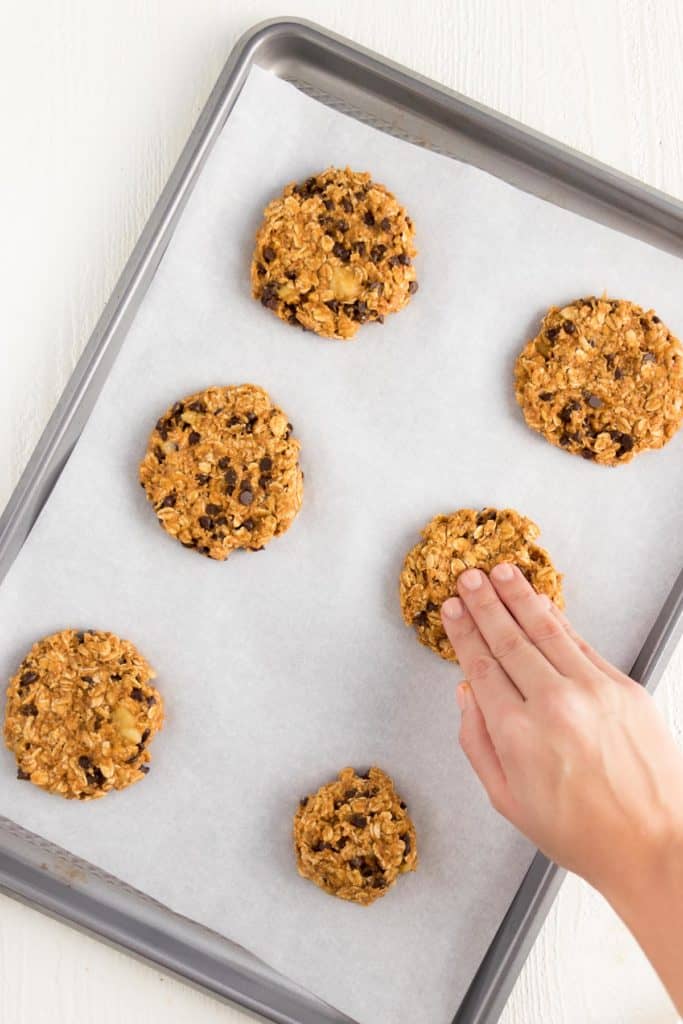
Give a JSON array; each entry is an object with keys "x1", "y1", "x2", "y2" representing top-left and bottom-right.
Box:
[
  {"x1": 139, "y1": 384, "x2": 303, "y2": 559},
  {"x1": 4, "y1": 629, "x2": 163, "y2": 800},
  {"x1": 293, "y1": 766, "x2": 417, "y2": 905},
  {"x1": 514, "y1": 296, "x2": 683, "y2": 465},
  {"x1": 251, "y1": 167, "x2": 418, "y2": 340},
  {"x1": 400, "y1": 508, "x2": 564, "y2": 662}
]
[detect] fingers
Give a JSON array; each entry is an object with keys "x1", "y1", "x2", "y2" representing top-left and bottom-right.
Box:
[
  {"x1": 457, "y1": 683, "x2": 514, "y2": 818},
  {"x1": 488, "y1": 563, "x2": 594, "y2": 680},
  {"x1": 454, "y1": 568, "x2": 560, "y2": 697},
  {"x1": 548, "y1": 603, "x2": 635, "y2": 687},
  {"x1": 442, "y1": 597, "x2": 524, "y2": 729}
]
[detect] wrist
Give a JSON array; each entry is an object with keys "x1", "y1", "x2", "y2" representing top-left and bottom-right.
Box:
[{"x1": 598, "y1": 820, "x2": 683, "y2": 921}]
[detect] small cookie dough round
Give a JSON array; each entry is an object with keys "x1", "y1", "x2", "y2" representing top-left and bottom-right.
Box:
[
  {"x1": 293, "y1": 766, "x2": 417, "y2": 905},
  {"x1": 514, "y1": 296, "x2": 683, "y2": 465},
  {"x1": 400, "y1": 508, "x2": 564, "y2": 662},
  {"x1": 4, "y1": 629, "x2": 163, "y2": 800},
  {"x1": 251, "y1": 167, "x2": 418, "y2": 341},
  {"x1": 139, "y1": 384, "x2": 303, "y2": 559}
]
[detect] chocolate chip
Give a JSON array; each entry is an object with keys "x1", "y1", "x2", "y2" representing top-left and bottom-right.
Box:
[
  {"x1": 559, "y1": 400, "x2": 581, "y2": 423},
  {"x1": 426, "y1": 600, "x2": 438, "y2": 612},
  {"x1": 559, "y1": 433, "x2": 571, "y2": 447},
  {"x1": 20, "y1": 703, "x2": 37, "y2": 716},
  {"x1": 171, "y1": 402, "x2": 184, "y2": 417},
  {"x1": 78, "y1": 756, "x2": 92, "y2": 769},
  {"x1": 358, "y1": 769, "x2": 371, "y2": 779},
  {"x1": 616, "y1": 434, "x2": 634, "y2": 457},
  {"x1": 189, "y1": 400, "x2": 206, "y2": 412},
  {"x1": 261, "y1": 285, "x2": 279, "y2": 310},
  {"x1": 546, "y1": 326, "x2": 560, "y2": 341},
  {"x1": 408, "y1": 280, "x2": 419, "y2": 294},
  {"x1": 349, "y1": 814, "x2": 367, "y2": 828},
  {"x1": 398, "y1": 252, "x2": 411, "y2": 265},
  {"x1": 336, "y1": 219, "x2": 349, "y2": 232},
  {"x1": 349, "y1": 858, "x2": 363, "y2": 870},
  {"x1": 325, "y1": 299, "x2": 340, "y2": 314},
  {"x1": 130, "y1": 687, "x2": 144, "y2": 702},
  {"x1": 153, "y1": 445, "x2": 165, "y2": 463},
  {"x1": 218, "y1": 456, "x2": 230, "y2": 470},
  {"x1": 586, "y1": 394, "x2": 603, "y2": 409},
  {"x1": 412, "y1": 610, "x2": 429, "y2": 627},
  {"x1": 642, "y1": 351, "x2": 656, "y2": 364},
  {"x1": 205, "y1": 503, "x2": 221, "y2": 516},
  {"x1": 139, "y1": 764, "x2": 150, "y2": 774},
  {"x1": 337, "y1": 836, "x2": 348, "y2": 850},
  {"x1": 262, "y1": 246, "x2": 276, "y2": 263},
  {"x1": 259, "y1": 456, "x2": 273, "y2": 471},
  {"x1": 563, "y1": 321, "x2": 576, "y2": 334},
  {"x1": 228, "y1": 414, "x2": 241, "y2": 427},
  {"x1": 17, "y1": 768, "x2": 30, "y2": 781},
  {"x1": 539, "y1": 391, "x2": 553, "y2": 401},
  {"x1": 110, "y1": 673, "x2": 122, "y2": 681},
  {"x1": 372, "y1": 877, "x2": 387, "y2": 889},
  {"x1": 215, "y1": 515, "x2": 228, "y2": 526},
  {"x1": 146, "y1": 695, "x2": 157, "y2": 707},
  {"x1": 299, "y1": 796, "x2": 308, "y2": 807},
  {"x1": 188, "y1": 431, "x2": 201, "y2": 446},
  {"x1": 354, "y1": 241, "x2": 366, "y2": 256},
  {"x1": 224, "y1": 467, "x2": 238, "y2": 494},
  {"x1": 614, "y1": 368, "x2": 624, "y2": 380},
  {"x1": 159, "y1": 493, "x2": 176, "y2": 508},
  {"x1": 341, "y1": 197, "x2": 353, "y2": 213},
  {"x1": 581, "y1": 448, "x2": 596, "y2": 460},
  {"x1": 370, "y1": 245, "x2": 386, "y2": 263},
  {"x1": 198, "y1": 515, "x2": 213, "y2": 530},
  {"x1": 360, "y1": 861, "x2": 374, "y2": 878},
  {"x1": 332, "y1": 242, "x2": 351, "y2": 262},
  {"x1": 344, "y1": 788, "x2": 358, "y2": 800},
  {"x1": 284, "y1": 269, "x2": 297, "y2": 282},
  {"x1": 81, "y1": 675, "x2": 94, "y2": 685},
  {"x1": 241, "y1": 518, "x2": 255, "y2": 531},
  {"x1": 245, "y1": 413, "x2": 258, "y2": 434},
  {"x1": 399, "y1": 801, "x2": 407, "y2": 810},
  {"x1": 380, "y1": 217, "x2": 391, "y2": 231},
  {"x1": 401, "y1": 833, "x2": 412, "y2": 855},
  {"x1": 311, "y1": 839, "x2": 326, "y2": 853},
  {"x1": 476, "y1": 509, "x2": 497, "y2": 525},
  {"x1": 652, "y1": 315, "x2": 661, "y2": 323},
  {"x1": 76, "y1": 632, "x2": 85, "y2": 643},
  {"x1": 363, "y1": 210, "x2": 375, "y2": 226},
  {"x1": 86, "y1": 766, "x2": 106, "y2": 788},
  {"x1": 196, "y1": 473, "x2": 210, "y2": 485},
  {"x1": 20, "y1": 671, "x2": 38, "y2": 686},
  {"x1": 239, "y1": 489, "x2": 253, "y2": 506},
  {"x1": 323, "y1": 198, "x2": 335, "y2": 211}
]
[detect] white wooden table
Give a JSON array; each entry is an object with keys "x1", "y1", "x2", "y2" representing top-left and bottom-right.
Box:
[{"x1": 1, "y1": 2, "x2": 682, "y2": 1021}]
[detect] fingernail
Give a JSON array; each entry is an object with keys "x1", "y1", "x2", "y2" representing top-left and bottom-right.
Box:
[
  {"x1": 459, "y1": 569, "x2": 483, "y2": 591},
  {"x1": 442, "y1": 597, "x2": 464, "y2": 620},
  {"x1": 491, "y1": 562, "x2": 514, "y2": 582},
  {"x1": 456, "y1": 682, "x2": 470, "y2": 711}
]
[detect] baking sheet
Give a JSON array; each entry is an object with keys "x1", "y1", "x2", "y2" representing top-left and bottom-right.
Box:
[{"x1": 2, "y1": 65, "x2": 683, "y2": 1024}]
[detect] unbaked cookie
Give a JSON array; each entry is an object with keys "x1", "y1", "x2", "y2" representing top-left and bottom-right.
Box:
[
  {"x1": 139, "y1": 384, "x2": 303, "y2": 559},
  {"x1": 293, "y1": 766, "x2": 417, "y2": 905},
  {"x1": 251, "y1": 167, "x2": 418, "y2": 340},
  {"x1": 514, "y1": 296, "x2": 683, "y2": 465},
  {"x1": 399, "y1": 508, "x2": 564, "y2": 662},
  {"x1": 4, "y1": 629, "x2": 163, "y2": 800}
]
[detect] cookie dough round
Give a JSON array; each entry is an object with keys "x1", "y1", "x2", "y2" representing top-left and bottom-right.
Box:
[
  {"x1": 400, "y1": 508, "x2": 564, "y2": 662},
  {"x1": 514, "y1": 296, "x2": 683, "y2": 465},
  {"x1": 251, "y1": 167, "x2": 418, "y2": 341},
  {"x1": 139, "y1": 384, "x2": 303, "y2": 559},
  {"x1": 4, "y1": 629, "x2": 163, "y2": 800},
  {"x1": 293, "y1": 766, "x2": 417, "y2": 905}
]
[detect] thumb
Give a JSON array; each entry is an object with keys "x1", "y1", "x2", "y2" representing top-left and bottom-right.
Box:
[{"x1": 457, "y1": 682, "x2": 513, "y2": 818}]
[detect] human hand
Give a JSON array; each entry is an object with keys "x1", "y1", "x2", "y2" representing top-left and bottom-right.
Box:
[{"x1": 440, "y1": 564, "x2": 683, "y2": 901}]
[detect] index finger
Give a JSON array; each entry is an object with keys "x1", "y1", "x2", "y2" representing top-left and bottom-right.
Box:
[{"x1": 441, "y1": 596, "x2": 523, "y2": 733}]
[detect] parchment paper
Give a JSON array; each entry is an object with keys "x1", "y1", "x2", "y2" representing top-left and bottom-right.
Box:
[{"x1": 1, "y1": 67, "x2": 683, "y2": 1024}]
